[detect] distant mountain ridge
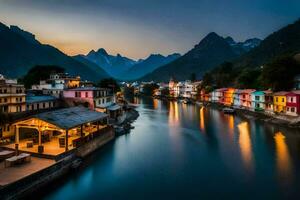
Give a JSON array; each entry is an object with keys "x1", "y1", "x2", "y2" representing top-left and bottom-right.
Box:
[
  {"x1": 225, "y1": 37, "x2": 261, "y2": 55},
  {"x1": 139, "y1": 32, "x2": 251, "y2": 82},
  {"x1": 118, "y1": 53, "x2": 181, "y2": 80},
  {"x1": 81, "y1": 48, "x2": 180, "y2": 80},
  {"x1": 0, "y1": 22, "x2": 109, "y2": 81},
  {"x1": 82, "y1": 48, "x2": 137, "y2": 77},
  {"x1": 232, "y1": 19, "x2": 300, "y2": 68}
]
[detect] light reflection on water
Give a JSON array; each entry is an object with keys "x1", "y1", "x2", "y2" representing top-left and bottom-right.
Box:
[
  {"x1": 238, "y1": 122, "x2": 254, "y2": 173},
  {"x1": 274, "y1": 132, "x2": 293, "y2": 186},
  {"x1": 41, "y1": 97, "x2": 300, "y2": 200}
]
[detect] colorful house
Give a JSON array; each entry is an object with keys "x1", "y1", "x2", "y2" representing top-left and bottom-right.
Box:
[
  {"x1": 215, "y1": 88, "x2": 227, "y2": 104},
  {"x1": 286, "y1": 91, "x2": 300, "y2": 116},
  {"x1": 211, "y1": 89, "x2": 219, "y2": 103},
  {"x1": 200, "y1": 89, "x2": 211, "y2": 102},
  {"x1": 63, "y1": 87, "x2": 122, "y2": 119},
  {"x1": 223, "y1": 88, "x2": 235, "y2": 106},
  {"x1": 233, "y1": 89, "x2": 242, "y2": 107},
  {"x1": 239, "y1": 89, "x2": 255, "y2": 109},
  {"x1": 273, "y1": 91, "x2": 288, "y2": 113},
  {"x1": 251, "y1": 91, "x2": 265, "y2": 111},
  {"x1": 264, "y1": 91, "x2": 274, "y2": 113}
]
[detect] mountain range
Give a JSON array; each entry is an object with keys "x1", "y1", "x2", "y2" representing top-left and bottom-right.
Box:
[
  {"x1": 0, "y1": 22, "x2": 110, "y2": 81},
  {"x1": 78, "y1": 49, "x2": 180, "y2": 80},
  {"x1": 139, "y1": 33, "x2": 261, "y2": 81},
  {"x1": 0, "y1": 18, "x2": 299, "y2": 83}
]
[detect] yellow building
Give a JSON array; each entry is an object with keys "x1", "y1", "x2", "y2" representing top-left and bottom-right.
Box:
[{"x1": 273, "y1": 91, "x2": 288, "y2": 113}]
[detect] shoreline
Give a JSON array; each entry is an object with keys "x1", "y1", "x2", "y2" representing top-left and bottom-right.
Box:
[
  {"x1": 154, "y1": 95, "x2": 300, "y2": 129},
  {"x1": 0, "y1": 107, "x2": 140, "y2": 200},
  {"x1": 205, "y1": 103, "x2": 300, "y2": 129}
]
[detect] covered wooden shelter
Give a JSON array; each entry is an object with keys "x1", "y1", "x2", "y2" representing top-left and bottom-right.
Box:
[{"x1": 8, "y1": 107, "x2": 109, "y2": 156}]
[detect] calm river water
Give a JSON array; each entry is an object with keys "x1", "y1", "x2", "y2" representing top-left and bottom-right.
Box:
[{"x1": 41, "y1": 97, "x2": 300, "y2": 199}]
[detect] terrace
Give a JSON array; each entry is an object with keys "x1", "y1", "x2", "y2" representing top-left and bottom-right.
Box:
[{"x1": 3, "y1": 107, "x2": 109, "y2": 159}]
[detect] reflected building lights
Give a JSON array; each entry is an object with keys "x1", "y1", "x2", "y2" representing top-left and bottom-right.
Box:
[
  {"x1": 168, "y1": 102, "x2": 179, "y2": 126},
  {"x1": 153, "y1": 99, "x2": 158, "y2": 109},
  {"x1": 238, "y1": 122, "x2": 254, "y2": 172},
  {"x1": 274, "y1": 132, "x2": 293, "y2": 185},
  {"x1": 199, "y1": 107, "x2": 205, "y2": 133}
]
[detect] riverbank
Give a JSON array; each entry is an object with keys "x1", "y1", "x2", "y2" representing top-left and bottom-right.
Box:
[
  {"x1": 114, "y1": 106, "x2": 139, "y2": 135},
  {"x1": 206, "y1": 102, "x2": 300, "y2": 129},
  {"x1": 154, "y1": 95, "x2": 300, "y2": 129}
]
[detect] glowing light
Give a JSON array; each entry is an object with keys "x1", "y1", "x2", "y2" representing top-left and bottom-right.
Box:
[
  {"x1": 153, "y1": 99, "x2": 158, "y2": 109},
  {"x1": 238, "y1": 122, "x2": 253, "y2": 171},
  {"x1": 274, "y1": 132, "x2": 293, "y2": 185},
  {"x1": 169, "y1": 102, "x2": 179, "y2": 126},
  {"x1": 199, "y1": 107, "x2": 205, "y2": 132}
]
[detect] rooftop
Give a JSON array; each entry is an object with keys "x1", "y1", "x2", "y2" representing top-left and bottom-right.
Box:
[
  {"x1": 273, "y1": 91, "x2": 289, "y2": 96},
  {"x1": 26, "y1": 95, "x2": 58, "y2": 103},
  {"x1": 65, "y1": 87, "x2": 109, "y2": 91},
  {"x1": 33, "y1": 106, "x2": 108, "y2": 130}
]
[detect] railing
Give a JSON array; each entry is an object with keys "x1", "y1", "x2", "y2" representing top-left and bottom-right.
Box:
[{"x1": 72, "y1": 126, "x2": 113, "y2": 148}]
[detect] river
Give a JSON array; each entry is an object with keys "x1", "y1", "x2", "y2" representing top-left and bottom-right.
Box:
[{"x1": 40, "y1": 97, "x2": 300, "y2": 199}]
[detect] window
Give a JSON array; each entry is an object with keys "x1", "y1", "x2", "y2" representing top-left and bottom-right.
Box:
[
  {"x1": 43, "y1": 103, "x2": 46, "y2": 108},
  {"x1": 282, "y1": 98, "x2": 284, "y2": 103},
  {"x1": 4, "y1": 98, "x2": 7, "y2": 103},
  {"x1": 102, "y1": 99, "x2": 105, "y2": 104},
  {"x1": 291, "y1": 107, "x2": 295, "y2": 113},
  {"x1": 85, "y1": 92, "x2": 88, "y2": 98},
  {"x1": 291, "y1": 97, "x2": 294, "y2": 103},
  {"x1": 98, "y1": 99, "x2": 101, "y2": 104},
  {"x1": 3, "y1": 89, "x2": 7, "y2": 93},
  {"x1": 276, "y1": 97, "x2": 278, "y2": 102},
  {"x1": 255, "y1": 96, "x2": 260, "y2": 101}
]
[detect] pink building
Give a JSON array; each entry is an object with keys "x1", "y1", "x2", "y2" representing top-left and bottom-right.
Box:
[
  {"x1": 239, "y1": 89, "x2": 256, "y2": 109},
  {"x1": 63, "y1": 87, "x2": 114, "y2": 110}
]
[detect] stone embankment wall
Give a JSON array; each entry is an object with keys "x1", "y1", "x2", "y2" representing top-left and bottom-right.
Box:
[{"x1": 76, "y1": 128, "x2": 115, "y2": 158}]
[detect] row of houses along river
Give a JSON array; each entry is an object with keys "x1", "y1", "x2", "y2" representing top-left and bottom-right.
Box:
[{"x1": 32, "y1": 97, "x2": 300, "y2": 199}]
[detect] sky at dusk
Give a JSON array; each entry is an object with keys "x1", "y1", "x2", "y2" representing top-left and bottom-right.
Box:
[{"x1": 0, "y1": 0, "x2": 299, "y2": 59}]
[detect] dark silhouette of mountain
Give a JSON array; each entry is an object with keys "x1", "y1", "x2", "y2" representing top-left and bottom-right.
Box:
[
  {"x1": 233, "y1": 19, "x2": 300, "y2": 68},
  {"x1": 0, "y1": 23, "x2": 107, "y2": 81},
  {"x1": 83, "y1": 48, "x2": 137, "y2": 77},
  {"x1": 140, "y1": 32, "x2": 240, "y2": 81},
  {"x1": 118, "y1": 53, "x2": 181, "y2": 80}
]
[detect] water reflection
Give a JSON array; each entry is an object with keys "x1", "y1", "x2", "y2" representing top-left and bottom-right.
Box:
[
  {"x1": 274, "y1": 132, "x2": 293, "y2": 185},
  {"x1": 199, "y1": 107, "x2": 205, "y2": 133},
  {"x1": 153, "y1": 99, "x2": 159, "y2": 110},
  {"x1": 238, "y1": 122, "x2": 254, "y2": 172},
  {"x1": 169, "y1": 102, "x2": 179, "y2": 126}
]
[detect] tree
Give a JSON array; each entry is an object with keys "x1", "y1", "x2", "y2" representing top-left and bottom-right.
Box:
[
  {"x1": 97, "y1": 78, "x2": 120, "y2": 93},
  {"x1": 236, "y1": 68, "x2": 261, "y2": 89},
  {"x1": 20, "y1": 65, "x2": 65, "y2": 89},
  {"x1": 260, "y1": 55, "x2": 300, "y2": 91},
  {"x1": 142, "y1": 83, "x2": 159, "y2": 96}
]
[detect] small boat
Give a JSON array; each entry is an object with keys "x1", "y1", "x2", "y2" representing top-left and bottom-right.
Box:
[{"x1": 223, "y1": 107, "x2": 235, "y2": 114}]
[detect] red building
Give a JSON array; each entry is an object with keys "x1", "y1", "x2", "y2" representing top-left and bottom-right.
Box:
[{"x1": 286, "y1": 91, "x2": 300, "y2": 116}]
